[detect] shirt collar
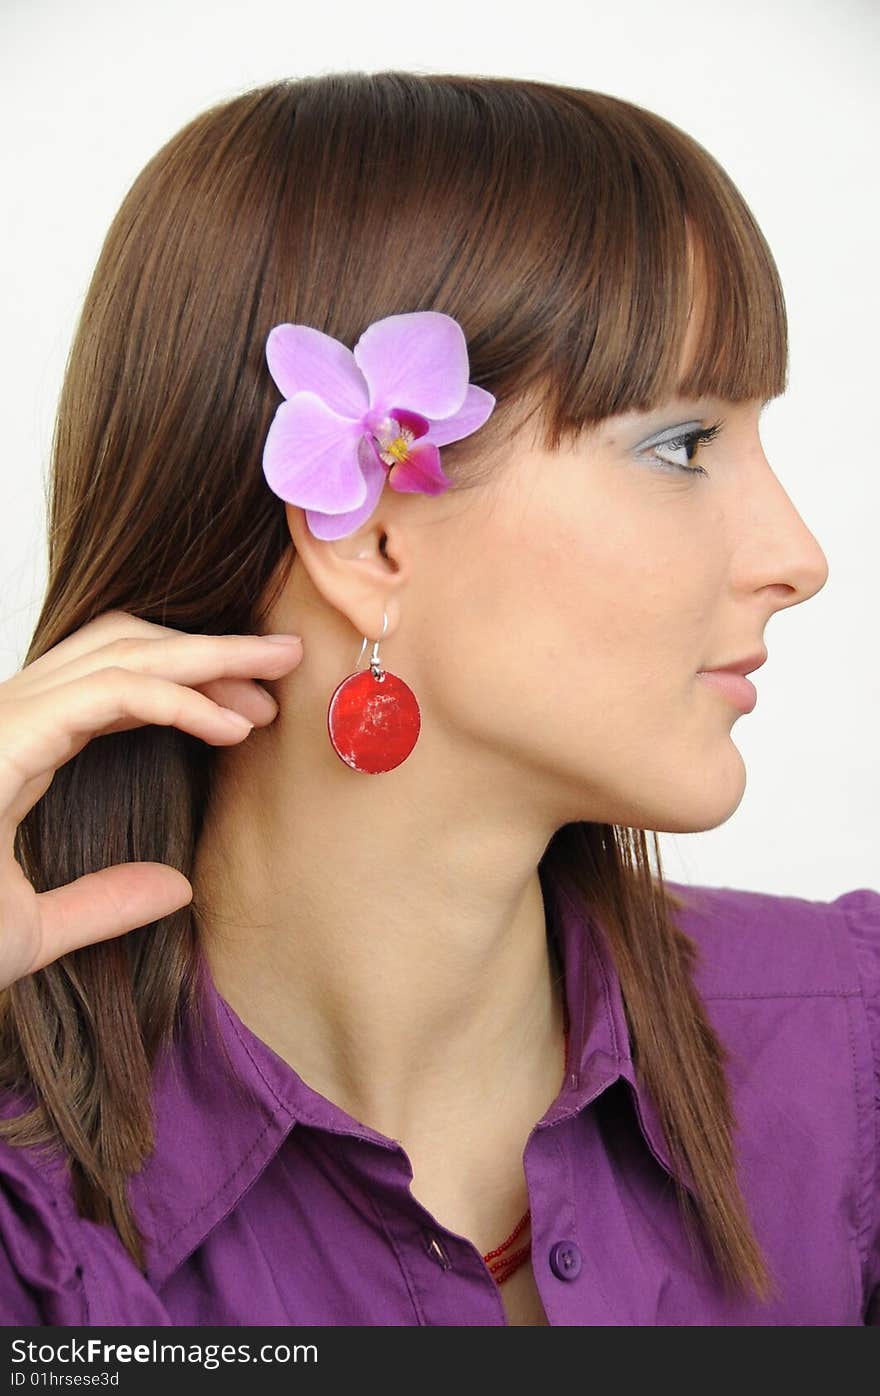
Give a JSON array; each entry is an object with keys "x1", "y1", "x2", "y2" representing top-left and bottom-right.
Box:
[{"x1": 130, "y1": 861, "x2": 697, "y2": 1289}]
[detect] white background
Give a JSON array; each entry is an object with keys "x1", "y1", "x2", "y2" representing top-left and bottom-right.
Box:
[{"x1": 1, "y1": 0, "x2": 877, "y2": 900}]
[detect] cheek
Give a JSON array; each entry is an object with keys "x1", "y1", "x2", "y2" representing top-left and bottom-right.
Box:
[
  {"x1": 416, "y1": 485, "x2": 689, "y2": 732},
  {"x1": 412, "y1": 465, "x2": 727, "y2": 779},
  {"x1": 407, "y1": 467, "x2": 746, "y2": 830},
  {"x1": 493, "y1": 493, "x2": 712, "y2": 691},
  {"x1": 572, "y1": 488, "x2": 728, "y2": 691}
]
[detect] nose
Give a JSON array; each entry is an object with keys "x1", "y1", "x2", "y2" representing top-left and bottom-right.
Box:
[
  {"x1": 774, "y1": 518, "x2": 829, "y2": 612},
  {"x1": 749, "y1": 463, "x2": 830, "y2": 612}
]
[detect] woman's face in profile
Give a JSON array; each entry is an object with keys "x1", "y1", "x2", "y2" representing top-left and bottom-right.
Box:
[{"x1": 407, "y1": 390, "x2": 829, "y2": 834}]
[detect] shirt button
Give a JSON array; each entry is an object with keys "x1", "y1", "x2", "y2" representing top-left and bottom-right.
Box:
[
  {"x1": 424, "y1": 1232, "x2": 452, "y2": 1270},
  {"x1": 549, "y1": 1240, "x2": 582, "y2": 1281}
]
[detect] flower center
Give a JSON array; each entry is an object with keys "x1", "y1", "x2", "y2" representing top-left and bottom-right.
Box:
[{"x1": 372, "y1": 416, "x2": 414, "y2": 469}]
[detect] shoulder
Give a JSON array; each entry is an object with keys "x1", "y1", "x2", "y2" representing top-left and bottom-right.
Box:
[
  {"x1": 0, "y1": 1089, "x2": 176, "y2": 1326},
  {"x1": 664, "y1": 880, "x2": 880, "y2": 1320},
  {"x1": 0, "y1": 1088, "x2": 87, "y2": 1323},
  {"x1": 830, "y1": 888, "x2": 880, "y2": 1041},
  {"x1": 663, "y1": 878, "x2": 880, "y2": 1003}
]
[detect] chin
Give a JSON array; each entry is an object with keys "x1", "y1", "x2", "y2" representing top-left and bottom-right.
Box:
[
  {"x1": 595, "y1": 746, "x2": 748, "y2": 834},
  {"x1": 551, "y1": 738, "x2": 748, "y2": 832},
  {"x1": 660, "y1": 751, "x2": 748, "y2": 833},
  {"x1": 654, "y1": 801, "x2": 743, "y2": 835}
]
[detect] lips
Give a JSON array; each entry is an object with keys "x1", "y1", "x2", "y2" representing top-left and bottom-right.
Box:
[
  {"x1": 701, "y1": 651, "x2": 768, "y2": 677},
  {"x1": 696, "y1": 669, "x2": 759, "y2": 713}
]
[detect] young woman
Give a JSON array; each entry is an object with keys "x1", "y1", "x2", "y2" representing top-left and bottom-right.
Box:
[{"x1": 0, "y1": 71, "x2": 876, "y2": 1327}]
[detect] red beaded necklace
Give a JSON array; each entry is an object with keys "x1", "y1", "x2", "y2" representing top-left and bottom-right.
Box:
[{"x1": 481, "y1": 1012, "x2": 570, "y2": 1286}]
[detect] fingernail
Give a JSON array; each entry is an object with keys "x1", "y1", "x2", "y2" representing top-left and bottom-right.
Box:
[
  {"x1": 219, "y1": 707, "x2": 254, "y2": 731},
  {"x1": 264, "y1": 634, "x2": 302, "y2": 644}
]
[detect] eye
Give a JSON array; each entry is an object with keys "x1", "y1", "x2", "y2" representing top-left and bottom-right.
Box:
[{"x1": 642, "y1": 421, "x2": 724, "y2": 476}]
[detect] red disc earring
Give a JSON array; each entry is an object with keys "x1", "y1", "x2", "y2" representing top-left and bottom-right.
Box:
[{"x1": 326, "y1": 610, "x2": 421, "y2": 774}]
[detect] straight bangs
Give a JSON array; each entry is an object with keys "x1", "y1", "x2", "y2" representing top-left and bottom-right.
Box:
[
  {"x1": 531, "y1": 85, "x2": 792, "y2": 443},
  {"x1": 376, "y1": 76, "x2": 791, "y2": 467}
]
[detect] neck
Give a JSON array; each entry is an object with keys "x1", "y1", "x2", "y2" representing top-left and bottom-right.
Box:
[{"x1": 191, "y1": 684, "x2": 567, "y2": 1148}]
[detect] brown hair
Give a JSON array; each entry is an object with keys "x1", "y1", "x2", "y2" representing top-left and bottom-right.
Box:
[{"x1": 0, "y1": 71, "x2": 785, "y2": 1305}]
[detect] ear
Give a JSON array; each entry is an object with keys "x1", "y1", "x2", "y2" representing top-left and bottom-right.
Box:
[{"x1": 284, "y1": 502, "x2": 410, "y2": 642}]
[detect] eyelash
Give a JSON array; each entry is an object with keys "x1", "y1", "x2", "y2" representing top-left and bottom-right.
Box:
[{"x1": 644, "y1": 420, "x2": 724, "y2": 476}]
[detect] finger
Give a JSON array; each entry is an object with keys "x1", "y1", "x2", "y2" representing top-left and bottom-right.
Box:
[
  {"x1": 8, "y1": 610, "x2": 174, "y2": 684},
  {"x1": 198, "y1": 675, "x2": 280, "y2": 726},
  {"x1": 28, "y1": 863, "x2": 194, "y2": 975},
  {"x1": 0, "y1": 668, "x2": 259, "y2": 828},
  {"x1": 9, "y1": 631, "x2": 303, "y2": 700}
]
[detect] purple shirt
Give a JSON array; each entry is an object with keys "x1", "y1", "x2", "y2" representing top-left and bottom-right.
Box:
[{"x1": 1, "y1": 869, "x2": 878, "y2": 1326}]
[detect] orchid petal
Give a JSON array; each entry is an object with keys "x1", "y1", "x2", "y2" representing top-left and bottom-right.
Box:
[
  {"x1": 262, "y1": 392, "x2": 367, "y2": 512},
  {"x1": 353, "y1": 312, "x2": 470, "y2": 420},
  {"x1": 266, "y1": 324, "x2": 369, "y2": 419},
  {"x1": 387, "y1": 407, "x2": 430, "y2": 440},
  {"x1": 423, "y1": 384, "x2": 497, "y2": 447},
  {"x1": 305, "y1": 437, "x2": 389, "y2": 541},
  {"x1": 388, "y1": 440, "x2": 451, "y2": 496}
]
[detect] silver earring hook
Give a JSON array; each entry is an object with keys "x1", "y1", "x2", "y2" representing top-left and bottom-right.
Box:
[{"x1": 355, "y1": 610, "x2": 388, "y2": 682}]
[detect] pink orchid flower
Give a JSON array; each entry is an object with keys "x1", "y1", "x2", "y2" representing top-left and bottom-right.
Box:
[{"x1": 261, "y1": 311, "x2": 496, "y2": 540}]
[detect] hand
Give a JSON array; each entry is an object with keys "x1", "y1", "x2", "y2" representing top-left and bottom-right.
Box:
[{"x1": 0, "y1": 610, "x2": 303, "y2": 992}]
